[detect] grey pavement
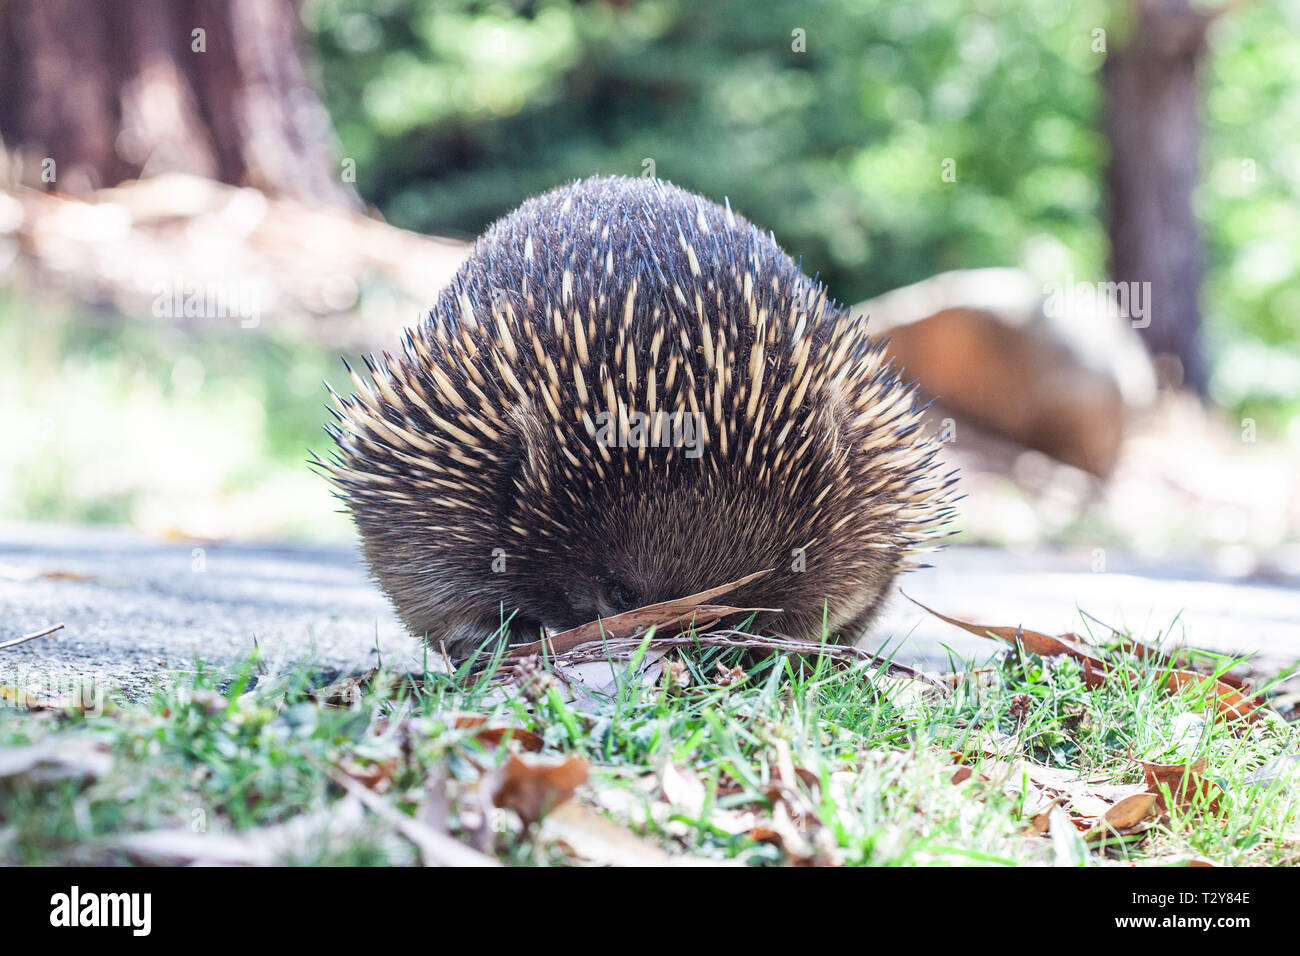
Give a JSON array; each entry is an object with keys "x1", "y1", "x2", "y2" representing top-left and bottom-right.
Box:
[
  {"x1": 1, "y1": 521, "x2": 1297, "y2": 701},
  {"x1": 0, "y1": 522, "x2": 404, "y2": 701}
]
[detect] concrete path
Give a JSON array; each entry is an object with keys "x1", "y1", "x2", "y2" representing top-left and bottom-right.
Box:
[{"x1": 1, "y1": 522, "x2": 1297, "y2": 701}]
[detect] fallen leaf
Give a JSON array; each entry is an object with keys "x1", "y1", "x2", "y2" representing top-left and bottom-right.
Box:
[
  {"x1": 1019, "y1": 762, "x2": 1086, "y2": 791},
  {"x1": 793, "y1": 767, "x2": 820, "y2": 795},
  {"x1": 490, "y1": 754, "x2": 588, "y2": 827},
  {"x1": 542, "y1": 803, "x2": 677, "y2": 866},
  {"x1": 1116, "y1": 637, "x2": 1261, "y2": 700},
  {"x1": 1139, "y1": 758, "x2": 1219, "y2": 810},
  {"x1": 1245, "y1": 754, "x2": 1300, "y2": 789},
  {"x1": 437, "y1": 711, "x2": 543, "y2": 752},
  {"x1": 115, "y1": 799, "x2": 368, "y2": 866},
  {"x1": 906, "y1": 596, "x2": 1107, "y2": 688},
  {"x1": 1103, "y1": 792, "x2": 1160, "y2": 828},
  {"x1": 471, "y1": 726, "x2": 544, "y2": 752},
  {"x1": 37, "y1": 570, "x2": 99, "y2": 582},
  {"x1": 1166, "y1": 670, "x2": 1260, "y2": 723},
  {"x1": 0, "y1": 739, "x2": 113, "y2": 787},
  {"x1": 1090, "y1": 781, "x2": 1155, "y2": 804},
  {"x1": 1064, "y1": 790, "x2": 1115, "y2": 821},
  {"x1": 505, "y1": 568, "x2": 778, "y2": 657},
  {"x1": 752, "y1": 775, "x2": 840, "y2": 866},
  {"x1": 749, "y1": 799, "x2": 840, "y2": 866},
  {"x1": 1031, "y1": 798, "x2": 1061, "y2": 833}
]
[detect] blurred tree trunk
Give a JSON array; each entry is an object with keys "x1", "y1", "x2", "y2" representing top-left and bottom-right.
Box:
[
  {"x1": 1101, "y1": 0, "x2": 1227, "y2": 396},
  {"x1": 0, "y1": 0, "x2": 357, "y2": 208}
]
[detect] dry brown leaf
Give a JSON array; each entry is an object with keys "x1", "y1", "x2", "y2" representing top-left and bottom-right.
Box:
[
  {"x1": 660, "y1": 658, "x2": 693, "y2": 693},
  {"x1": 905, "y1": 596, "x2": 1108, "y2": 688},
  {"x1": 1166, "y1": 670, "x2": 1261, "y2": 723},
  {"x1": 757, "y1": 775, "x2": 840, "y2": 865},
  {"x1": 1064, "y1": 790, "x2": 1115, "y2": 820},
  {"x1": 1103, "y1": 792, "x2": 1160, "y2": 828},
  {"x1": 471, "y1": 726, "x2": 545, "y2": 752},
  {"x1": 440, "y1": 710, "x2": 489, "y2": 729},
  {"x1": 1139, "y1": 758, "x2": 1220, "y2": 810},
  {"x1": 39, "y1": 570, "x2": 99, "y2": 582},
  {"x1": 1031, "y1": 798, "x2": 1061, "y2": 833},
  {"x1": 505, "y1": 568, "x2": 777, "y2": 657},
  {"x1": 749, "y1": 806, "x2": 812, "y2": 862},
  {"x1": 438, "y1": 711, "x2": 544, "y2": 752},
  {"x1": 1116, "y1": 637, "x2": 1262, "y2": 698},
  {"x1": 490, "y1": 753, "x2": 589, "y2": 827},
  {"x1": 1090, "y1": 781, "x2": 1154, "y2": 804},
  {"x1": 912, "y1": 599, "x2": 1277, "y2": 718},
  {"x1": 750, "y1": 796, "x2": 840, "y2": 866},
  {"x1": 951, "y1": 765, "x2": 986, "y2": 785},
  {"x1": 1019, "y1": 762, "x2": 1086, "y2": 791},
  {"x1": 793, "y1": 766, "x2": 821, "y2": 795},
  {"x1": 541, "y1": 802, "x2": 676, "y2": 866}
]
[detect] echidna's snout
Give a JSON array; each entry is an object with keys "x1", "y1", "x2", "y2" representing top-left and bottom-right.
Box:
[
  {"x1": 525, "y1": 567, "x2": 644, "y2": 633},
  {"x1": 558, "y1": 575, "x2": 641, "y2": 625},
  {"x1": 321, "y1": 176, "x2": 957, "y2": 657}
]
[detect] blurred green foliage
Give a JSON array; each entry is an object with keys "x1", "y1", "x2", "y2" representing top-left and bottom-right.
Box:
[
  {"x1": 303, "y1": 0, "x2": 1300, "y2": 422},
  {"x1": 0, "y1": 294, "x2": 351, "y2": 539}
]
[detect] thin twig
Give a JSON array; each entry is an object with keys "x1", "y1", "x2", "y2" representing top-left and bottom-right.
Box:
[
  {"x1": 497, "y1": 628, "x2": 947, "y2": 692},
  {"x1": 307, "y1": 754, "x2": 499, "y2": 867},
  {"x1": 0, "y1": 622, "x2": 64, "y2": 651}
]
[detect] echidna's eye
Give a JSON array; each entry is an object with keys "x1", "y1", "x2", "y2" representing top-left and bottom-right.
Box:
[{"x1": 606, "y1": 579, "x2": 638, "y2": 612}]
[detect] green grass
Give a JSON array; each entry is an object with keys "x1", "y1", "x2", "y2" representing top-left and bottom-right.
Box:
[{"x1": 2, "y1": 625, "x2": 1297, "y2": 867}]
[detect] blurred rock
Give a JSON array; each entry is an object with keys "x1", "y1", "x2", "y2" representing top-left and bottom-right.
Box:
[{"x1": 856, "y1": 268, "x2": 1157, "y2": 476}]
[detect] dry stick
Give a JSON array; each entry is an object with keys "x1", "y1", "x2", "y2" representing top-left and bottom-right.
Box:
[
  {"x1": 530, "y1": 629, "x2": 948, "y2": 692},
  {"x1": 0, "y1": 623, "x2": 64, "y2": 651},
  {"x1": 308, "y1": 755, "x2": 499, "y2": 867}
]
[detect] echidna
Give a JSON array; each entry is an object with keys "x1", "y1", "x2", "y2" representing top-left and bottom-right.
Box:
[{"x1": 318, "y1": 176, "x2": 956, "y2": 656}]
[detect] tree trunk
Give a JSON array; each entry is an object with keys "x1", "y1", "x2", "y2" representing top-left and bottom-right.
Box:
[
  {"x1": 1102, "y1": 0, "x2": 1218, "y2": 395},
  {"x1": 0, "y1": 0, "x2": 357, "y2": 208}
]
